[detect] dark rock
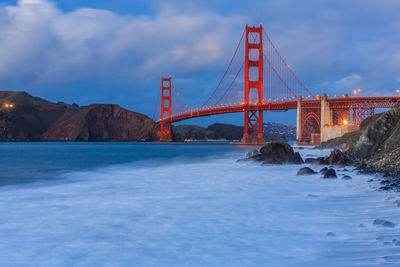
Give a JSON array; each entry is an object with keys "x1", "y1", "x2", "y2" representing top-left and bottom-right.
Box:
[
  {"x1": 358, "y1": 224, "x2": 365, "y2": 227},
  {"x1": 297, "y1": 167, "x2": 317, "y2": 176},
  {"x1": 323, "y1": 168, "x2": 337, "y2": 178},
  {"x1": 248, "y1": 153, "x2": 265, "y2": 162},
  {"x1": 246, "y1": 149, "x2": 260, "y2": 158},
  {"x1": 383, "y1": 242, "x2": 392, "y2": 246},
  {"x1": 383, "y1": 221, "x2": 396, "y2": 228},
  {"x1": 290, "y1": 152, "x2": 304, "y2": 164},
  {"x1": 328, "y1": 149, "x2": 352, "y2": 165},
  {"x1": 326, "y1": 232, "x2": 335, "y2": 236},
  {"x1": 248, "y1": 142, "x2": 303, "y2": 165},
  {"x1": 310, "y1": 156, "x2": 329, "y2": 165},
  {"x1": 380, "y1": 185, "x2": 392, "y2": 191},
  {"x1": 373, "y1": 219, "x2": 395, "y2": 228},
  {"x1": 383, "y1": 172, "x2": 391, "y2": 177},
  {"x1": 259, "y1": 142, "x2": 291, "y2": 157},
  {"x1": 342, "y1": 175, "x2": 352, "y2": 180},
  {"x1": 305, "y1": 158, "x2": 315, "y2": 163},
  {"x1": 373, "y1": 219, "x2": 386, "y2": 225},
  {"x1": 307, "y1": 194, "x2": 318, "y2": 198},
  {"x1": 319, "y1": 167, "x2": 329, "y2": 174}
]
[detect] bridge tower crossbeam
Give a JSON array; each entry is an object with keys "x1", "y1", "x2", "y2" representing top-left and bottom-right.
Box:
[{"x1": 243, "y1": 25, "x2": 265, "y2": 144}]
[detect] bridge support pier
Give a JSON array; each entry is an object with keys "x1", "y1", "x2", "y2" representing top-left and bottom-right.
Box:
[
  {"x1": 160, "y1": 122, "x2": 172, "y2": 142},
  {"x1": 243, "y1": 109, "x2": 264, "y2": 144},
  {"x1": 296, "y1": 93, "x2": 361, "y2": 145}
]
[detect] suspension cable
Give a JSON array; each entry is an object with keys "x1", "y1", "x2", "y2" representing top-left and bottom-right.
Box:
[
  {"x1": 152, "y1": 86, "x2": 161, "y2": 121},
  {"x1": 171, "y1": 81, "x2": 190, "y2": 109},
  {"x1": 213, "y1": 62, "x2": 244, "y2": 106},
  {"x1": 199, "y1": 29, "x2": 245, "y2": 109},
  {"x1": 262, "y1": 28, "x2": 315, "y2": 99},
  {"x1": 263, "y1": 54, "x2": 297, "y2": 98}
]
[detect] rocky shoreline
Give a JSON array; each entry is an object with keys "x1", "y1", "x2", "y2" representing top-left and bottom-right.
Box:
[
  {"x1": 318, "y1": 104, "x2": 400, "y2": 190},
  {"x1": 239, "y1": 142, "x2": 400, "y2": 191}
]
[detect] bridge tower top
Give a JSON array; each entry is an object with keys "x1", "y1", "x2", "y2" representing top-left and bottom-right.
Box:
[{"x1": 161, "y1": 77, "x2": 171, "y2": 121}]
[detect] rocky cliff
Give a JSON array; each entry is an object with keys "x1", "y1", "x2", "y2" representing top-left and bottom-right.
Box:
[
  {"x1": 348, "y1": 104, "x2": 400, "y2": 173},
  {"x1": 320, "y1": 104, "x2": 400, "y2": 173},
  {"x1": 0, "y1": 91, "x2": 158, "y2": 141}
]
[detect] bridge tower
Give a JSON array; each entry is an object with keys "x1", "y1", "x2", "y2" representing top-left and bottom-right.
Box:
[
  {"x1": 243, "y1": 25, "x2": 265, "y2": 144},
  {"x1": 160, "y1": 77, "x2": 172, "y2": 142}
]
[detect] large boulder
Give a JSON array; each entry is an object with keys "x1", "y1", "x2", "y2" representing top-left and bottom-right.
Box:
[
  {"x1": 291, "y1": 152, "x2": 304, "y2": 164},
  {"x1": 297, "y1": 167, "x2": 317, "y2": 175},
  {"x1": 328, "y1": 149, "x2": 353, "y2": 165},
  {"x1": 247, "y1": 142, "x2": 304, "y2": 165},
  {"x1": 323, "y1": 168, "x2": 337, "y2": 178},
  {"x1": 310, "y1": 156, "x2": 329, "y2": 165},
  {"x1": 307, "y1": 150, "x2": 353, "y2": 166}
]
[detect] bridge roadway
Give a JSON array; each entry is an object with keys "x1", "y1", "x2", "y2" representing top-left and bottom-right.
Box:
[{"x1": 160, "y1": 96, "x2": 400, "y2": 123}]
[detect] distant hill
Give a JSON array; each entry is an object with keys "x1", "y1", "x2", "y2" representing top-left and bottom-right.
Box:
[
  {"x1": 263, "y1": 122, "x2": 296, "y2": 141},
  {"x1": 173, "y1": 122, "x2": 296, "y2": 142},
  {"x1": 0, "y1": 91, "x2": 158, "y2": 141}
]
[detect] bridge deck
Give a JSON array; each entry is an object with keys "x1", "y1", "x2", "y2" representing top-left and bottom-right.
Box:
[{"x1": 160, "y1": 97, "x2": 400, "y2": 123}]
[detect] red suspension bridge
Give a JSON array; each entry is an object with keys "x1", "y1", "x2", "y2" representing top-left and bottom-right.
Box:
[{"x1": 154, "y1": 25, "x2": 400, "y2": 144}]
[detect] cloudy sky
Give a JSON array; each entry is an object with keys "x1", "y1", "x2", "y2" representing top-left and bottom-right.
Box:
[{"x1": 0, "y1": 0, "x2": 399, "y2": 125}]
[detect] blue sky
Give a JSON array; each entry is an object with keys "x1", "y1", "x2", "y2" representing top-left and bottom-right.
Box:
[{"x1": 0, "y1": 0, "x2": 399, "y2": 126}]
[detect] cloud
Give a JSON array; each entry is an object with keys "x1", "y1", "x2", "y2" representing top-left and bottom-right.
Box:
[
  {"x1": 1, "y1": 0, "x2": 400, "y2": 107},
  {"x1": 0, "y1": 0, "x2": 244, "y2": 85},
  {"x1": 333, "y1": 73, "x2": 363, "y2": 91}
]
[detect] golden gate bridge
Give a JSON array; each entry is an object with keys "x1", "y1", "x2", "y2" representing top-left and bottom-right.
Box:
[{"x1": 154, "y1": 25, "x2": 400, "y2": 144}]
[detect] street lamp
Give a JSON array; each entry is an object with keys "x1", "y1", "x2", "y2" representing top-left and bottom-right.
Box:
[{"x1": 353, "y1": 88, "x2": 361, "y2": 95}]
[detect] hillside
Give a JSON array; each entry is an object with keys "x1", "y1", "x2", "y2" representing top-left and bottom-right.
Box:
[
  {"x1": 0, "y1": 91, "x2": 298, "y2": 142},
  {"x1": 0, "y1": 91, "x2": 158, "y2": 141},
  {"x1": 320, "y1": 104, "x2": 400, "y2": 173},
  {"x1": 173, "y1": 122, "x2": 295, "y2": 142}
]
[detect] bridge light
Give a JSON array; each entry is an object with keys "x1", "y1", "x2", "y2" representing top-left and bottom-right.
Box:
[
  {"x1": 343, "y1": 120, "x2": 348, "y2": 125},
  {"x1": 396, "y1": 89, "x2": 400, "y2": 94},
  {"x1": 3, "y1": 103, "x2": 14, "y2": 108}
]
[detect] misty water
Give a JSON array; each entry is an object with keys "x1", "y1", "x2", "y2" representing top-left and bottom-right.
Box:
[{"x1": 1, "y1": 143, "x2": 400, "y2": 266}]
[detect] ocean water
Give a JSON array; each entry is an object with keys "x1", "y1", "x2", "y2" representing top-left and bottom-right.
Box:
[{"x1": 0, "y1": 142, "x2": 400, "y2": 266}]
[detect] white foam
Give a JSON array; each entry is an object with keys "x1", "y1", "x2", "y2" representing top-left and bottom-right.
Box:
[{"x1": 0, "y1": 147, "x2": 399, "y2": 266}]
